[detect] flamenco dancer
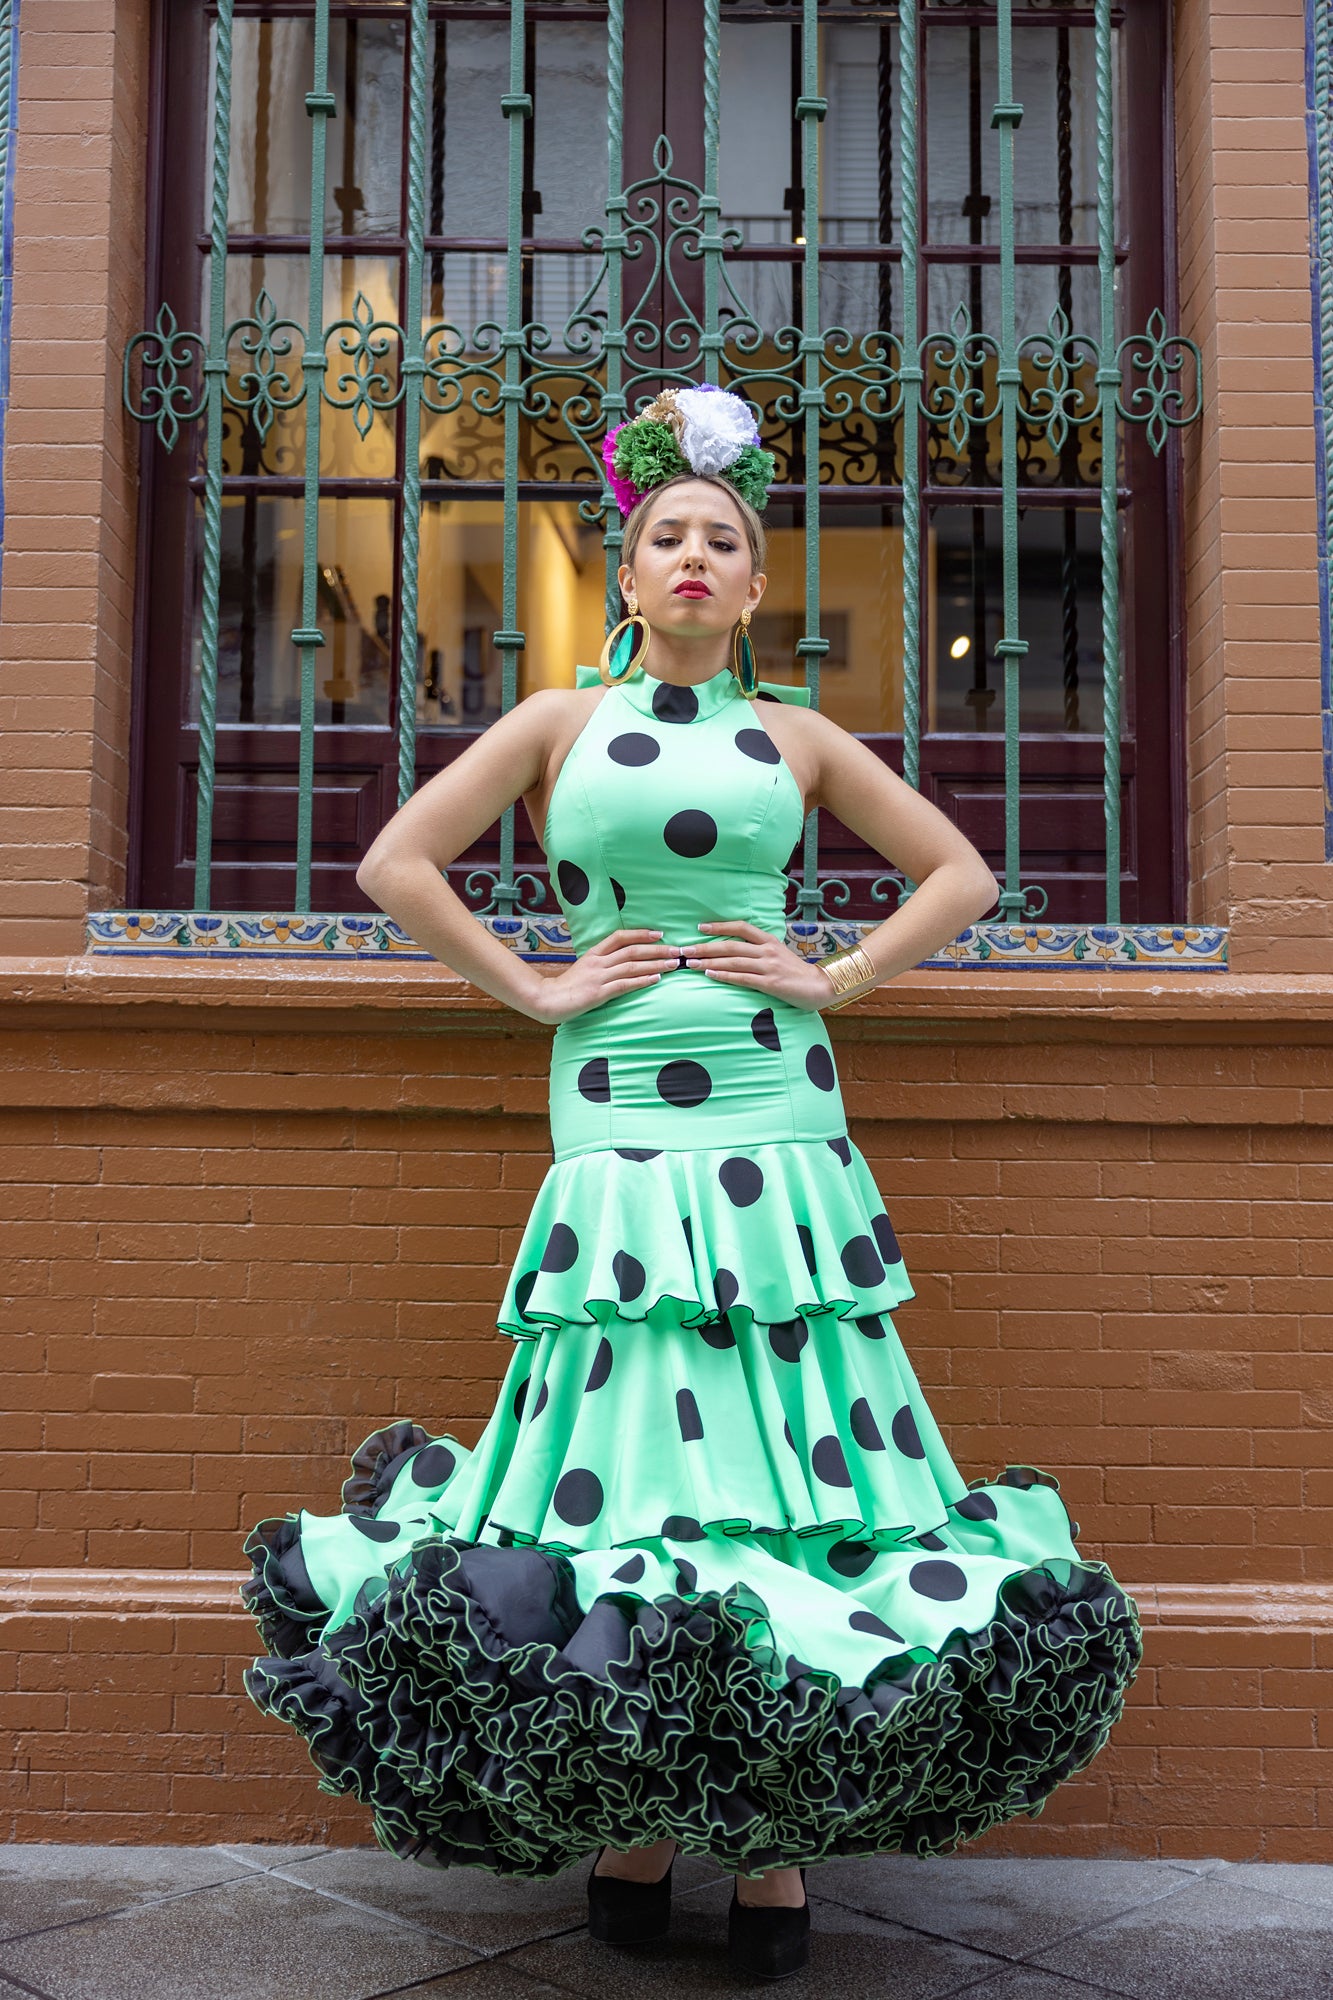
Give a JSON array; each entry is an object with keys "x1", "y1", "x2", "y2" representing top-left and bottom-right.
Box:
[{"x1": 241, "y1": 385, "x2": 1142, "y2": 1982}]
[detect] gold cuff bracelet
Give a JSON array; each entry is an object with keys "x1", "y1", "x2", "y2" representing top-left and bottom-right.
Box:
[{"x1": 816, "y1": 943, "x2": 880, "y2": 1012}]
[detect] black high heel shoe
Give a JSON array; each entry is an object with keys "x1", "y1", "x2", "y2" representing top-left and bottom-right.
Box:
[
  {"x1": 728, "y1": 1866, "x2": 809, "y2": 1981},
  {"x1": 586, "y1": 1843, "x2": 676, "y2": 1945}
]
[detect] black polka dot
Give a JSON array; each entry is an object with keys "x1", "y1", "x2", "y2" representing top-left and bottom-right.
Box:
[
  {"x1": 612, "y1": 1552, "x2": 645, "y2": 1584},
  {"x1": 796, "y1": 1223, "x2": 818, "y2": 1276},
  {"x1": 409, "y1": 1443, "x2": 457, "y2": 1488},
  {"x1": 827, "y1": 1135, "x2": 852, "y2": 1166},
  {"x1": 661, "y1": 1514, "x2": 706, "y2": 1541},
  {"x1": 828, "y1": 1538, "x2": 877, "y2": 1578},
  {"x1": 916, "y1": 1531, "x2": 949, "y2": 1551},
  {"x1": 699, "y1": 1316, "x2": 736, "y2": 1349},
  {"x1": 805, "y1": 1045, "x2": 836, "y2": 1092},
  {"x1": 607, "y1": 731, "x2": 660, "y2": 766},
  {"x1": 755, "y1": 689, "x2": 779, "y2": 703},
  {"x1": 681, "y1": 1214, "x2": 694, "y2": 1257},
  {"x1": 954, "y1": 1490, "x2": 999, "y2": 1522},
  {"x1": 676, "y1": 1387, "x2": 704, "y2": 1441},
  {"x1": 656, "y1": 1059, "x2": 712, "y2": 1107},
  {"x1": 713, "y1": 1268, "x2": 739, "y2": 1311},
  {"x1": 553, "y1": 1467, "x2": 604, "y2": 1527},
  {"x1": 514, "y1": 1377, "x2": 549, "y2": 1423},
  {"x1": 663, "y1": 809, "x2": 718, "y2": 859},
  {"x1": 616, "y1": 1147, "x2": 661, "y2": 1162},
  {"x1": 653, "y1": 680, "x2": 698, "y2": 723},
  {"x1": 841, "y1": 1234, "x2": 886, "y2": 1288},
  {"x1": 674, "y1": 1558, "x2": 698, "y2": 1594},
  {"x1": 584, "y1": 1336, "x2": 614, "y2": 1392},
  {"x1": 872, "y1": 1212, "x2": 902, "y2": 1264},
  {"x1": 812, "y1": 1434, "x2": 854, "y2": 1488},
  {"x1": 783, "y1": 1418, "x2": 797, "y2": 1451},
  {"x1": 540, "y1": 1222, "x2": 579, "y2": 1272},
  {"x1": 612, "y1": 1248, "x2": 645, "y2": 1302},
  {"x1": 849, "y1": 1610, "x2": 903, "y2": 1643},
  {"x1": 891, "y1": 1404, "x2": 925, "y2": 1458},
  {"x1": 751, "y1": 1007, "x2": 781, "y2": 1052},
  {"x1": 735, "y1": 727, "x2": 781, "y2": 765},
  {"x1": 577, "y1": 1057, "x2": 611, "y2": 1103},
  {"x1": 785, "y1": 1654, "x2": 814, "y2": 1681},
  {"x1": 856, "y1": 1313, "x2": 886, "y2": 1340},
  {"x1": 718, "y1": 1156, "x2": 764, "y2": 1207},
  {"x1": 909, "y1": 1558, "x2": 968, "y2": 1602},
  {"x1": 349, "y1": 1514, "x2": 401, "y2": 1543},
  {"x1": 514, "y1": 1270, "x2": 539, "y2": 1319},
  {"x1": 557, "y1": 858, "x2": 589, "y2": 905},
  {"x1": 849, "y1": 1398, "x2": 885, "y2": 1451},
  {"x1": 768, "y1": 1317, "x2": 808, "y2": 1363},
  {"x1": 610, "y1": 877, "x2": 627, "y2": 910}
]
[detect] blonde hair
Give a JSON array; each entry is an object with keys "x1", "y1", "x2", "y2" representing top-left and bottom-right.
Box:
[{"x1": 621, "y1": 472, "x2": 768, "y2": 576}]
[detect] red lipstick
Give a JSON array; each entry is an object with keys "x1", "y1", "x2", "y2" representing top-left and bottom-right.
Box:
[{"x1": 674, "y1": 581, "x2": 711, "y2": 597}]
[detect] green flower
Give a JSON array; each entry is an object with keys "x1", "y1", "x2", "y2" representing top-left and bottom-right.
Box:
[
  {"x1": 613, "y1": 419, "x2": 688, "y2": 495},
  {"x1": 726, "y1": 444, "x2": 778, "y2": 512}
]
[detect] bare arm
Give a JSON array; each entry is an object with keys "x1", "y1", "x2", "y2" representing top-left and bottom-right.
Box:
[
  {"x1": 356, "y1": 691, "x2": 677, "y2": 1023},
  {"x1": 806, "y1": 707, "x2": 998, "y2": 978}
]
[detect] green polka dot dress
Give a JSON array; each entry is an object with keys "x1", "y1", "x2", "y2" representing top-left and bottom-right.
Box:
[{"x1": 241, "y1": 662, "x2": 1142, "y2": 1879}]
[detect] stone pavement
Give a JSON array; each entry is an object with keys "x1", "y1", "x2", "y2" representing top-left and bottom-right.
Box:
[{"x1": 1, "y1": 1846, "x2": 1330, "y2": 2000}]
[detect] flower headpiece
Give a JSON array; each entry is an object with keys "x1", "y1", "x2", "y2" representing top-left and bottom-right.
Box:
[{"x1": 601, "y1": 384, "x2": 777, "y2": 517}]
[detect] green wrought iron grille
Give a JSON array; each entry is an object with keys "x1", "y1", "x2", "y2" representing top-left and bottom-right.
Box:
[{"x1": 124, "y1": 0, "x2": 1203, "y2": 942}]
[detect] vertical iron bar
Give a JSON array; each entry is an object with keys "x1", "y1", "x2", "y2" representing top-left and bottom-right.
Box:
[
  {"x1": 603, "y1": 0, "x2": 626, "y2": 622},
  {"x1": 492, "y1": 0, "x2": 530, "y2": 912},
  {"x1": 291, "y1": 0, "x2": 335, "y2": 912},
  {"x1": 1094, "y1": 0, "x2": 1122, "y2": 921},
  {"x1": 991, "y1": 0, "x2": 1028, "y2": 916},
  {"x1": 396, "y1": 0, "x2": 429, "y2": 808},
  {"x1": 793, "y1": 0, "x2": 828, "y2": 919},
  {"x1": 898, "y1": 0, "x2": 922, "y2": 803},
  {"x1": 1057, "y1": 23, "x2": 1079, "y2": 732},
  {"x1": 700, "y1": 0, "x2": 721, "y2": 384},
  {"x1": 193, "y1": 0, "x2": 235, "y2": 910}
]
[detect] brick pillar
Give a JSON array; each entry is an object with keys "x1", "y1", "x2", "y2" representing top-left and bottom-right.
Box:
[
  {"x1": 0, "y1": 0, "x2": 150, "y2": 955},
  {"x1": 1174, "y1": 0, "x2": 1333, "y2": 970}
]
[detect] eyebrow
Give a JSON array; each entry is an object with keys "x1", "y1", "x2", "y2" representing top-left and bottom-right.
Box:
[{"x1": 651, "y1": 517, "x2": 741, "y2": 535}]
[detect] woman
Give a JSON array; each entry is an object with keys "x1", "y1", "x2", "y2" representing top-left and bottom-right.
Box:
[{"x1": 241, "y1": 387, "x2": 1142, "y2": 1984}]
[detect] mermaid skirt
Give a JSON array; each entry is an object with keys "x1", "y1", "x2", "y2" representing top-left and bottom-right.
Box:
[{"x1": 241, "y1": 1068, "x2": 1142, "y2": 1877}]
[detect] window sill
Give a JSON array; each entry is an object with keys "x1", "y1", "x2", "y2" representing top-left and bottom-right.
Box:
[{"x1": 84, "y1": 910, "x2": 1230, "y2": 974}]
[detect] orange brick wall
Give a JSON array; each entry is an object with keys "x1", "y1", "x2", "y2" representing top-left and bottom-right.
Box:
[
  {"x1": 0, "y1": 0, "x2": 149, "y2": 957},
  {"x1": 1174, "y1": 0, "x2": 1333, "y2": 967},
  {"x1": 2, "y1": 962, "x2": 1333, "y2": 1853}
]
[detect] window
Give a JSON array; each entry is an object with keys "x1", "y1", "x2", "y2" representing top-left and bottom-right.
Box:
[{"x1": 127, "y1": 0, "x2": 1197, "y2": 925}]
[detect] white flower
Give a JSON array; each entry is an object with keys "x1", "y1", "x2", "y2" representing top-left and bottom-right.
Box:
[{"x1": 675, "y1": 387, "x2": 759, "y2": 476}]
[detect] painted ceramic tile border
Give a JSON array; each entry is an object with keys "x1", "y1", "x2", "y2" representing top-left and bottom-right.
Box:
[
  {"x1": 1309, "y1": 0, "x2": 1333, "y2": 859},
  {"x1": 0, "y1": 0, "x2": 17, "y2": 610},
  {"x1": 86, "y1": 911, "x2": 1229, "y2": 972}
]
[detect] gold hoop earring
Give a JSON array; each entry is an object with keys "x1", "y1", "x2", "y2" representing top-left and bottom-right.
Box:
[
  {"x1": 732, "y1": 606, "x2": 759, "y2": 699},
  {"x1": 598, "y1": 603, "x2": 652, "y2": 685}
]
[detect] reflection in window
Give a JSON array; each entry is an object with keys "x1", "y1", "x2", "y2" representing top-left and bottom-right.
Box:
[
  {"x1": 929, "y1": 507, "x2": 1105, "y2": 734},
  {"x1": 194, "y1": 495, "x2": 394, "y2": 727}
]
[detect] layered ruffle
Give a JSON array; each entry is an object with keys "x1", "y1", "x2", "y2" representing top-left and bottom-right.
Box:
[
  {"x1": 242, "y1": 1498, "x2": 1141, "y2": 1877},
  {"x1": 241, "y1": 1319, "x2": 1143, "y2": 1877},
  {"x1": 496, "y1": 1138, "x2": 915, "y2": 1340}
]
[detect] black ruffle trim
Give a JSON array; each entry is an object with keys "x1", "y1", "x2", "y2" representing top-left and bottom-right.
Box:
[{"x1": 240, "y1": 1524, "x2": 1142, "y2": 1878}]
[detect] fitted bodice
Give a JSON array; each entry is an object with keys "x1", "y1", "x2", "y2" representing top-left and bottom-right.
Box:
[
  {"x1": 542, "y1": 663, "x2": 849, "y2": 1161},
  {"x1": 544, "y1": 662, "x2": 808, "y2": 955}
]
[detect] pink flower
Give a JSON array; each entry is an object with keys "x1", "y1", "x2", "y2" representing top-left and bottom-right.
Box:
[{"x1": 601, "y1": 423, "x2": 642, "y2": 516}]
